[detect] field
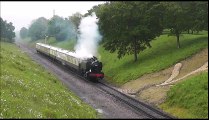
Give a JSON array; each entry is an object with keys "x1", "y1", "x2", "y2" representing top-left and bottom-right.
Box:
[
  {"x1": 160, "y1": 72, "x2": 208, "y2": 118},
  {"x1": 0, "y1": 42, "x2": 97, "y2": 118}
]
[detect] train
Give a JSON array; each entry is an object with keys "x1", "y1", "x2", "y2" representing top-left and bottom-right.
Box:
[{"x1": 35, "y1": 43, "x2": 104, "y2": 81}]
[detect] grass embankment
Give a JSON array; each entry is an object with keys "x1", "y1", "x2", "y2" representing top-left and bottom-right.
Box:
[
  {"x1": 160, "y1": 72, "x2": 208, "y2": 119},
  {"x1": 99, "y1": 31, "x2": 208, "y2": 86},
  {"x1": 0, "y1": 42, "x2": 97, "y2": 118}
]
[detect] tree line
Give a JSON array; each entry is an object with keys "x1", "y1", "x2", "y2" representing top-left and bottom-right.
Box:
[
  {"x1": 0, "y1": 17, "x2": 16, "y2": 43},
  {"x1": 20, "y1": 13, "x2": 82, "y2": 41}
]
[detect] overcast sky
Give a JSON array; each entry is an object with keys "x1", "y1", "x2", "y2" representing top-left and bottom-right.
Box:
[{"x1": 1, "y1": 1, "x2": 105, "y2": 31}]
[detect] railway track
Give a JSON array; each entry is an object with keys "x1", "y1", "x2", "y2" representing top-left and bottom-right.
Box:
[
  {"x1": 27, "y1": 45, "x2": 174, "y2": 119},
  {"x1": 97, "y1": 81, "x2": 174, "y2": 119},
  {"x1": 62, "y1": 63, "x2": 175, "y2": 118}
]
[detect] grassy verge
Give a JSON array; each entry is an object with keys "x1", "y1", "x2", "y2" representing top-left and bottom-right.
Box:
[
  {"x1": 160, "y1": 72, "x2": 208, "y2": 118},
  {"x1": 0, "y1": 41, "x2": 97, "y2": 118},
  {"x1": 99, "y1": 31, "x2": 208, "y2": 86}
]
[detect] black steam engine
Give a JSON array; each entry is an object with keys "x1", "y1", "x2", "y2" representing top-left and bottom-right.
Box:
[{"x1": 81, "y1": 56, "x2": 104, "y2": 79}]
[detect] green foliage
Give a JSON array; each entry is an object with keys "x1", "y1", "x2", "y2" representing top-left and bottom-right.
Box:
[
  {"x1": 192, "y1": 2, "x2": 208, "y2": 31},
  {"x1": 163, "y1": 2, "x2": 208, "y2": 48},
  {"x1": 26, "y1": 15, "x2": 78, "y2": 42},
  {"x1": 0, "y1": 38, "x2": 14, "y2": 43},
  {"x1": 99, "y1": 31, "x2": 208, "y2": 86},
  {"x1": 160, "y1": 72, "x2": 208, "y2": 118},
  {"x1": 51, "y1": 39, "x2": 76, "y2": 51},
  {"x1": 28, "y1": 17, "x2": 48, "y2": 41},
  {"x1": 84, "y1": 4, "x2": 105, "y2": 17},
  {"x1": 47, "y1": 15, "x2": 76, "y2": 41},
  {"x1": 0, "y1": 42, "x2": 98, "y2": 118},
  {"x1": 97, "y1": 2, "x2": 165, "y2": 62},
  {"x1": 69, "y1": 12, "x2": 82, "y2": 40},
  {"x1": 19, "y1": 27, "x2": 28, "y2": 39},
  {"x1": 38, "y1": 37, "x2": 76, "y2": 51},
  {"x1": 163, "y1": 2, "x2": 187, "y2": 48},
  {"x1": 0, "y1": 17, "x2": 16, "y2": 43},
  {"x1": 182, "y1": 1, "x2": 208, "y2": 32},
  {"x1": 69, "y1": 12, "x2": 82, "y2": 31}
]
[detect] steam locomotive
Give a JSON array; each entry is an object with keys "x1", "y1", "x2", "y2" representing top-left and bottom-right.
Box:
[{"x1": 35, "y1": 43, "x2": 104, "y2": 81}]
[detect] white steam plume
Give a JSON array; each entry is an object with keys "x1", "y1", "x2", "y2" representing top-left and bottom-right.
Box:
[{"x1": 74, "y1": 12, "x2": 102, "y2": 59}]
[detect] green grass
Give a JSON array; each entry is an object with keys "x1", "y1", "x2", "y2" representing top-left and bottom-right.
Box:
[
  {"x1": 26, "y1": 37, "x2": 76, "y2": 51},
  {"x1": 160, "y1": 72, "x2": 208, "y2": 118},
  {"x1": 99, "y1": 31, "x2": 208, "y2": 86},
  {"x1": 51, "y1": 39, "x2": 76, "y2": 51},
  {"x1": 0, "y1": 42, "x2": 97, "y2": 118},
  {"x1": 40, "y1": 37, "x2": 76, "y2": 51}
]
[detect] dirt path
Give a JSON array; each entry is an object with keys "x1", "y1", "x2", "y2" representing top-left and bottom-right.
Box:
[
  {"x1": 120, "y1": 48, "x2": 208, "y2": 105},
  {"x1": 158, "y1": 61, "x2": 208, "y2": 86}
]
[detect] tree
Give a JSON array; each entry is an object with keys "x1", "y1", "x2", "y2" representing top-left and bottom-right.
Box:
[
  {"x1": 19, "y1": 27, "x2": 28, "y2": 39},
  {"x1": 69, "y1": 12, "x2": 82, "y2": 40},
  {"x1": 0, "y1": 17, "x2": 16, "y2": 43},
  {"x1": 28, "y1": 17, "x2": 48, "y2": 41},
  {"x1": 97, "y1": 2, "x2": 165, "y2": 62},
  {"x1": 178, "y1": 1, "x2": 196, "y2": 34},
  {"x1": 48, "y1": 15, "x2": 76, "y2": 41},
  {"x1": 192, "y1": 2, "x2": 208, "y2": 32},
  {"x1": 84, "y1": 4, "x2": 103, "y2": 17},
  {"x1": 69, "y1": 12, "x2": 82, "y2": 31},
  {"x1": 180, "y1": 1, "x2": 208, "y2": 34},
  {"x1": 163, "y1": 2, "x2": 187, "y2": 48}
]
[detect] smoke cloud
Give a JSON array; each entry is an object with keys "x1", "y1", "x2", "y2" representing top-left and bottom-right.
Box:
[{"x1": 74, "y1": 12, "x2": 102, "y2": 59}]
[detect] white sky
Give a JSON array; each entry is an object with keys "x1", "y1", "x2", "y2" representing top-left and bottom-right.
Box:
[{"x1": 1, "y1": 1, "x2": 105, "y2": 31}]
